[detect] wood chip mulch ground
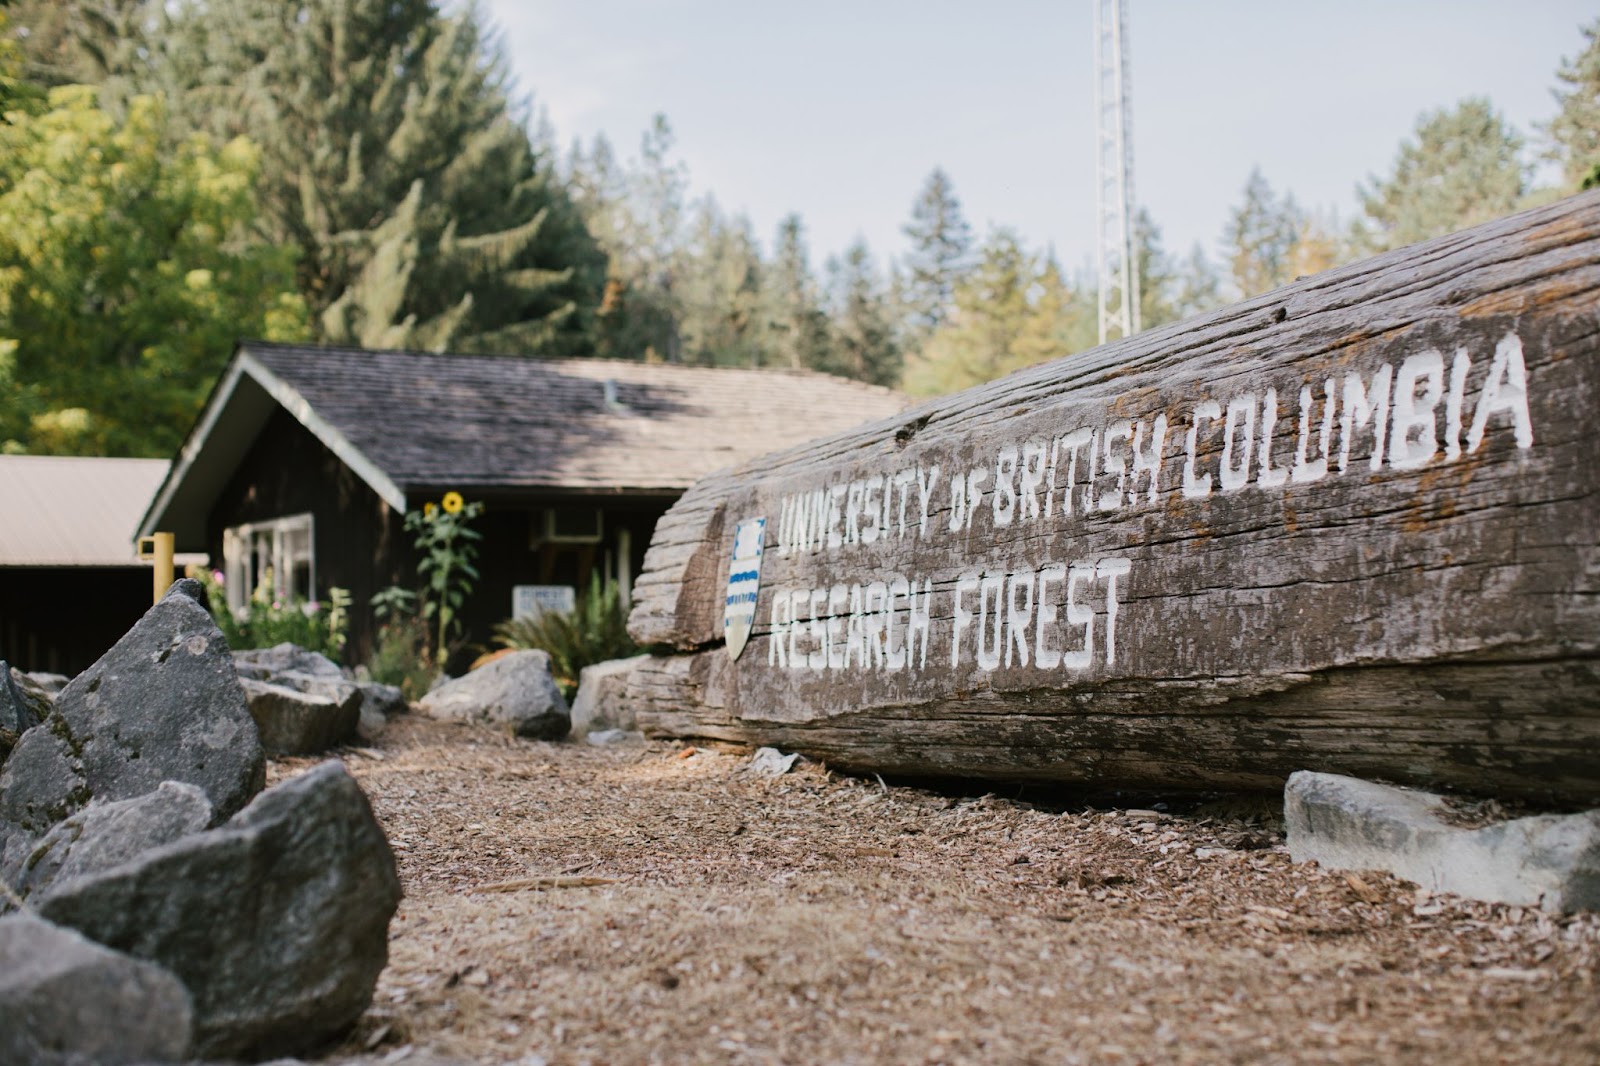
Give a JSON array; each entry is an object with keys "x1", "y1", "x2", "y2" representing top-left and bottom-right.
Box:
[{"x1": 272, "y1": 715, "x2": 1600, "y2": 1066}]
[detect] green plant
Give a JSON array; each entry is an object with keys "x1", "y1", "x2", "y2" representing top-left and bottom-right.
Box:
[
  {"x1": 366, "y1": 613, "x2": 436, "y2": 699},
  {"x1": 370, "y1": 584, "x2": 417, "y2": 624},
  {"x1": 362, "y1": 491, "x2": 482, "y2": 687},
  {"x1": 493, "y1": 573, "x2": 638, "y2": 698},
  {"x1": 189, "y1": 566, "x2": 349, "y2": 662},
  {"x1": 367, "y1": 583, "x2": 434, "y2": 697},
  {"x1": 405, "y1": 491, "x2": 483, "y2": 665}
]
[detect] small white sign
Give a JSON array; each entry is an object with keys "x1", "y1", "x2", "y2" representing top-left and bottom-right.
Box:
[{"x1": 513, "y1": 584, "x2": 576, "y2": 620}]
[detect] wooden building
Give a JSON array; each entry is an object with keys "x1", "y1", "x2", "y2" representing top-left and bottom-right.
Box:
[
  {"x1": 137, "y1": 342, "x2": 905, "y2": 664},
  {"x1": 0, "y1": 456, "x2": 197, "y2": 675}
]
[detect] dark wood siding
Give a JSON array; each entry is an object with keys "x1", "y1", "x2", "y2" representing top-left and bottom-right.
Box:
[
  {"x1": 207, "y1": 408, "x2": 405, "y2": 663},
  {"x1": 452, "y1": 497, "x2": 668, "y2": 661},
  {"x1": 207, "y1": 409, "x2": 674, "y2": 669},
  {"x1": 0, "y1": 566, "x2": 154, "y2": 675}
]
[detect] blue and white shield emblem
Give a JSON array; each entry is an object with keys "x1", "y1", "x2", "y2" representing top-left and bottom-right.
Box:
[{"x1": 723, "y1": 517, "x2": 766, "y2": 661}]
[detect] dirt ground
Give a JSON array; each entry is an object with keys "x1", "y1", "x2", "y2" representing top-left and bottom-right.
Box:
[{"x1": 274, "y1": 716, "x2": 1600, "y2": 1066}]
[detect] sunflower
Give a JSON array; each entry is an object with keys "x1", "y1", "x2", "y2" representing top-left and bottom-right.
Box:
[
  {"x1": 423, "y1": 501, "x2": 437, "y2": 518},
  {"x1": 442, "y1": 491, "x2": 465, "y2": 515}
]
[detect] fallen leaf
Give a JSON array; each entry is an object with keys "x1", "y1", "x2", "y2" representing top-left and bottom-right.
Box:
[{"x1": 1345, "y1": 873, "x2": 1383, "y2": 904}]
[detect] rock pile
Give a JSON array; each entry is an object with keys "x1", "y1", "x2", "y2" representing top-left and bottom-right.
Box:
[
  {"x1": 235, "y1": 642, "x2": 406, "y2": 753},
  {"x1": 0, "y1": 580, "x2": 402, "y2": 1062},
  {"x1": 1, "y1": 581, "x2": 264, "y2": 838}
]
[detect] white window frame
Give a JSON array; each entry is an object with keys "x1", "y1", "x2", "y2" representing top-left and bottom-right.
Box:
[{"x1": 221, "y1": 513, "x2": 315, "y2": 614}]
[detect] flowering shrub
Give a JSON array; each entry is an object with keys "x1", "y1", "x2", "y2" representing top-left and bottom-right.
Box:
[{"x1": 190, "y1": 566, "x2": 349, "y2": 662}]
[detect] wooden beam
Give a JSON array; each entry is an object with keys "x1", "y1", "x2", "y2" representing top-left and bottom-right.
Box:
[{"x1": 627, "y1": 191, "x2": 1600, "y2": 802}]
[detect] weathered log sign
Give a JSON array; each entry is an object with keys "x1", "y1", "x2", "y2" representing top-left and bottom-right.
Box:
[{"x1": 627, "y1": 192, "x2": 1600, "y2": 802}]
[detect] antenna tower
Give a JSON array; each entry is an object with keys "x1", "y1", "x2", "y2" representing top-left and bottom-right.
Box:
[{"x1": 1094, "y1": 0, "x2": 1139, "y2": 344}]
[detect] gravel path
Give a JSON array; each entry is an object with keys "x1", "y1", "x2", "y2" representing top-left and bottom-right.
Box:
[{"x1": 281, "y1": 716, "x2": 1600, "y2": 1065}]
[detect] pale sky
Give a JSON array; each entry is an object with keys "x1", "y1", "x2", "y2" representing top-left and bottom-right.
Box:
[{"x1": 480, "y1": 1, "x2": 1597, "y2": 276}]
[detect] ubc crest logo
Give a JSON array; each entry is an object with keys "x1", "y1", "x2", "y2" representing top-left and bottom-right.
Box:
[{"x1": 723, "y1": 517, "x2": 766, "y2": 661}]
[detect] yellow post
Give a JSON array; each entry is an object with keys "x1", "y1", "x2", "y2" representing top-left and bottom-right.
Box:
[{"x1": 137, "y1": 533, "x2": 176, "y2": 605}]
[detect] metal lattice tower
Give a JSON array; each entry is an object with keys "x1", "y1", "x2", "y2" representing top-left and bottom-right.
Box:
[{"x1": 1094, "y1": 0, "x2": 1140, "y2": 345}]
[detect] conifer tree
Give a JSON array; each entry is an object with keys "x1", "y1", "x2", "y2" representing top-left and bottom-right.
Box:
[
  {"x1": 566, "y1": 118, "x2": 687, "y2": 362},
  {"x1": 902, "y1": 229, "x2": 1085, "y2": 396},
  {"x1": 568, "y1": 133, "x2": 655, "y2": 361},
  {"x1": 5, "y1": 0, "x2": 159, "y2": 92},
  {"x1": 678, "y1": 197, "x2": 765, "y2": 366},
  {"x1": 1017, "y1": 257, "x2": 1095, "y2": 369},
  {"x1": 1171, "y1": 244, "x2": 1225, "y2": 318},
  {"x1": 823, "y1": 240, "x2": 900, "y2": 387},
  {"x1": 1133, "y1": 209, "x2": 1181, "y2": 331},
  {"x1": 1355, "y1": 99, "x2": 1526, "y2": 253},
  {"x1": 901, "y1": 168, "x2": 974, "y2": 334},
  {"x1": 1223, "y1": 168, "x2": 1304, "y2": 298},
  {"x1": 566, "y1": 135, "x2": 630, "y2": 263},
  {"x1": 763, "y1": 214, "x2": 833, "y2": 371},
  {"x1": 162, "y1": 0, "x2": 604, "y2": 354},
  {"x1": 1545, "y1": 18, "x2": 1600, "y2": 191}
]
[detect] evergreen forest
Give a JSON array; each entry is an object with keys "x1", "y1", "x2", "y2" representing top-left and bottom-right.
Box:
[{"x1": 2, "y1": 1, "x2": 1598, "y2": 457}]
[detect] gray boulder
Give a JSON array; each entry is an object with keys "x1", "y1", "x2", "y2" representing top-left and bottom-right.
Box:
[
  {"x1": 419, "y1": 649, "x2": 569, "y2": 739},
  {"x1": 21, "y1": 670, "x2": 71, "y2": 697},
  {"x1": 0, "y1": 661, "x2": 47, "y2": 763},
  {"x1": 279, "y1": 669, "x2": 362, "y2": 707},
  {"x1": 358, "y1": 702, "x2": 389, "y2": 744},
  {"x1": 236, "y1": 644, "x2": 402, "y2": 746},
  {"x1": 569, "y1": 654, "x2": 649, "y2": 737},
  {"x1": 240, "y1": 677, "x2": 361, "y2": 755},
  {"x1": 36, "y1": 760, "x2": 402, "y2": 1060},
  {"x1": 0, "y1": 722, "x2": 90, "y2": 834},
  {"x1": 1286, "y1": 771, "x2": 1600, "y2": 913},
  {"x1": 232, "y1": 643, "x2": 343, "y2": 680},
  {"x1": 354, "y1": 681, "x2": 405, "y2": 742},
  {"x1": 0, "y1": 580, "x2": 263, "y2": 834},
  {"x1": 356, "y1": 681, "x2": 406, "y2": 718},
  {"x1": 9, "y1": 782, "x2": 212, "y2": 900},
  {"x1": 7, "y1": 663, "x2": 54, "y2": 708},
  {"x1": 0, "y1": 912, "x2": 194, "y2": 1065}
]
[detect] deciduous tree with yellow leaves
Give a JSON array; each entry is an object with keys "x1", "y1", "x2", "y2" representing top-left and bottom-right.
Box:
[{"x1": 0, "y1": 87, "x2": 306, "y2": 455}]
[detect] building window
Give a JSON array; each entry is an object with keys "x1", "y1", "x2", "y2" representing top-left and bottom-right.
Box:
[
  {"x1": 221, "y1": 513, "x2": 314, "y2": 613},
  {"x1": 529, "y1": 507, "x2": 603, "y2": 546}
]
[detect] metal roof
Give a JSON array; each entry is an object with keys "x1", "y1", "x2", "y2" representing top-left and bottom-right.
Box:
[
  {"x1": 141, "y1": 342, "x2": 911, "y2": 550},
  {"x1": 0, "y1": 455, "x2": 172, "y2": 566}
]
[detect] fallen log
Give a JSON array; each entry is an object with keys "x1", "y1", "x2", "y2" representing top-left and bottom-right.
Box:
[{"x1": 626, "y1": 191, "x2": 1600, "y2": 803}]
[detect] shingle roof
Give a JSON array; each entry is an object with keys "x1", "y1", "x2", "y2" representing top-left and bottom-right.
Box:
[
  {"x1": 140, "y1": 342, "x2": 909, "y2": 549},
  {"x1": 0, "y1": 456, "x2": 171, "y2": 566},
  {"x1": 247, "y1": 343, "x2": 908, "y2": 493}
]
